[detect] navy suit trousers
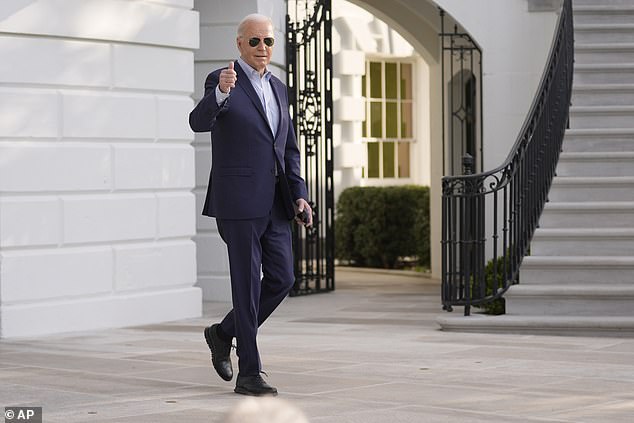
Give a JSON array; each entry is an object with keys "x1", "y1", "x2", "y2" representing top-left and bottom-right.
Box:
[{"x1": 216, "y1": 185, "x2": 295, "y2": 376}]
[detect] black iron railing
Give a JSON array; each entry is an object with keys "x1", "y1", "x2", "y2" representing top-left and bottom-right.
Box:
[{"x1": 441, "y1": 0, "x2": 574, "y2": 315}]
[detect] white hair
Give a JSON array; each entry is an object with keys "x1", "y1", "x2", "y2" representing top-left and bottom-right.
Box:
[
  {"x1": 224, "y1": 397, "x2": 310, "y2": 423},
  {"x1": 237, "y1": 13, "x2": 274, "y2": 37}
]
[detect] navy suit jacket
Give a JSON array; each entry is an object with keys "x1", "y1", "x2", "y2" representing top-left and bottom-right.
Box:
[{"x1": 189, "y1": 61, "x2": 308, "y2": 220}]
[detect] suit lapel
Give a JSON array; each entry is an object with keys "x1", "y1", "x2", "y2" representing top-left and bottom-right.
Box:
[
  {"x1": 270, "y1": 77, "x2": 286, "y2": 141},
  {"x1": 269, "y1": 76, "x2": 290, "y2": 172},
  {"x1": 235, "y1": 61, "x2": 269, "y2": 125}
]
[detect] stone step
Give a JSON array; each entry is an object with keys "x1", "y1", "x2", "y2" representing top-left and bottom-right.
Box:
[
  {"x1": 570, "y1": 105, "x2": 634, "y2": 129},
  {"x1": 531, "y1": 228, "x2": 634, "y2": 256},
  {"x1": 575, "y1": 23, "x2": 634, "y2": 43},
  {"x1": 574, "y1": 63, "x2": 634, "y2": 84},
  {"x1": 574, "y1": 0, "x2": 634, "y2": 7},
  {"x1": 549, "y1": 176, "x2": 634, "y2": 201},
  {"x1": 563, "y1": 128, "x2": 634, "y2": 152},
  {"x1": 438, "y1": 0, "x2": 634, "y2": 338},
  {"x1": 573, "y1": 84, "x2": 634, "y2": 106},
  {"x1": 575, "y1": 43, "x2": 634, "y2": 64},
  {"x1": 437, "y1": 315, "x2": 634, "y2": 337},
  {"x1": 506, "y1": 285, "x2": 634, "y2": 316},
  {"x1": 574, "y1": 5, "x2": 634, "y2": 25},
  {"x1": 540, "y1": 201, "x2": 634, "y2": 227},
  {"x1": 557, "y1": 151, "x2": 634, "y2": 177},
  {"x1": 521, "y1": 256, "x2": 634, "y2": 285}
]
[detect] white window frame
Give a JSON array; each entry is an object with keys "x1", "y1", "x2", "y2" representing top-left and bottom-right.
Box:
[{"x1": 362, "y1": 57, "x2": 416, "y2": 182}]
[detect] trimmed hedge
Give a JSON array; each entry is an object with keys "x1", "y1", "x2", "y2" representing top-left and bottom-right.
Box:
[{"x1": 335, "y1": 185, "x2": 430, "y2": 269}]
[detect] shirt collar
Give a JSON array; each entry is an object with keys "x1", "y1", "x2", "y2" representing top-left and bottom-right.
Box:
[{"x1": 237, "y1": 57, "x2": 271, "y2": 81}]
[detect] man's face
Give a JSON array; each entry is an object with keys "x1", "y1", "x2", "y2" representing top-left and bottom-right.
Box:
[{"x1": 237, "y1": 20, "x2": 274, "y2": 74}]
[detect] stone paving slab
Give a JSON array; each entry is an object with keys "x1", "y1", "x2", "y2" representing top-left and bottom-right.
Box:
[{"x1": 1, "y1": 267, "x2": 634, "y2": 422}]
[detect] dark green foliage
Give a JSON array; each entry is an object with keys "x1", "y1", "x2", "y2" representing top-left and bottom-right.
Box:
[
  {"x1": 473, "y1": 255, "x2": 508, "y2": 315},
  {"x1": 335, "y1": 185, "x2": 430, "y2": 269}
]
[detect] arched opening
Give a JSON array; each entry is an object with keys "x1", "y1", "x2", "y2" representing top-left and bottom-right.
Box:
[{"x1": 332, "y1": 0, "x2": 466, "y2": 278}]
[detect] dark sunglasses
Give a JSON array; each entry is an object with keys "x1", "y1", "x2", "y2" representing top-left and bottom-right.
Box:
[{"x1": 248, "y1": 37, "x2": 275, "y2": 47}]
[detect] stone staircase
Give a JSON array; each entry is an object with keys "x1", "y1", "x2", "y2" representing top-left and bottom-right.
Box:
[{"x1": 438, "y1": 0, "x2": 634, "y2": 336}]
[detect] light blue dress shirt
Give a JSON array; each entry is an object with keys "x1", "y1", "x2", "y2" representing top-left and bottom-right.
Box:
[{"x1": 215, "y1": 58, "x2": 280, "y2": 137}]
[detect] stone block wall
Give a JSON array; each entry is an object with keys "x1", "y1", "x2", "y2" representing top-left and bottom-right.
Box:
[{"x1": 0, "y1": 0, "x2": 201, "y2": 337}]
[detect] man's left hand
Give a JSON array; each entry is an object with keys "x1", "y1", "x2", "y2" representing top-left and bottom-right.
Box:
[{"x1": 294, "y1": 199, "x2": 313, "y2": 227}]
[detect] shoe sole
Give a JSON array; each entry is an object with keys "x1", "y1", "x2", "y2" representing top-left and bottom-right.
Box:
[
  {"x1": 234, "y1": 386, "x2": 278, "y2": 396},
  {"x1": 204, "y1": 326, "x2": 233, "y2": 382}
]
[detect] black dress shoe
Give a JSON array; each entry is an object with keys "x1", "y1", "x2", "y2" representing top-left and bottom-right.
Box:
[
  {"x1": 234, "y1": 374, "x2": 278, "y2": 396},
  {"x1": 204, "y1": 324, "x2": 233, "y2": 381}
]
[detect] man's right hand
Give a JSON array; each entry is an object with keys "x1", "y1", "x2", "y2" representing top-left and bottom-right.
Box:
[{"x1": 218, "y1": 61, "x2": 237, "y2": 94}]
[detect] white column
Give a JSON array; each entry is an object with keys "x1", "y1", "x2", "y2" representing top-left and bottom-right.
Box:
[
  {"x1": 331, "y1": 11, "x2": 371, "y2": 199},
  {"x1": 333, "y1": 49, "x2": 366, "y2": 199},
  {"x1": 0, "y1": 0, "x2": 201, "y2": 338}
]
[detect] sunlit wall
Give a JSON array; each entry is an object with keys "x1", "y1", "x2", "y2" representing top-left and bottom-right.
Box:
[{"x1": 0, "y1": 0, "x2": 201, "y2": 337}]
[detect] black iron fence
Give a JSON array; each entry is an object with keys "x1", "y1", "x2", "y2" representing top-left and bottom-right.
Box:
[
  {"x1": 441, "y1": 0, "x2": 574, "y2": 315},
  {"x1": 286, "y1": 0, "x2": 335, "y2": 295}
]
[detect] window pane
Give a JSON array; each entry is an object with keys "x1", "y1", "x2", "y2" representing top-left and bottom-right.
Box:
[
  {"x1": 367, "y1": 142, "x2": 380, "y2": 178},
  {"x1": 370, "y1": 62, "x2": 382, "y2": 98},
  {"x1": 401, "y1": 63, "x2": 412, "y2": 99},
  {"x1": 361, "y1": 74, "x2": 366, "y2": 97},
  {"x1": 362, "y1": 103, "x2": 367, "y2": 137},
  {"x1": 401, "y1": 102, "x2": 413, "y2": 138},
  {"x1": 383, "y1": 142, "x2": 395, "y2": 178},
  {"x1": 398, "y1": 142, "x2": 410, "y2": 178},
  {"x1": 385, "y1": 62, "x2": 397, "y2": 99},
  {"x1": 386, "y1": 102, "x2": 397, "y2": 138},
  {"x1": 370, "y1": 101, "x2": 382, "y2": 138}
]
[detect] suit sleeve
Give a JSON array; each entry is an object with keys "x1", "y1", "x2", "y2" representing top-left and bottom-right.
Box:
[
  {"x1": 189, "y1": 70, "x2": 230, "y2": 133},
  {"x1": 284, "y1": 121, "x2": 309, "y2": 202}
]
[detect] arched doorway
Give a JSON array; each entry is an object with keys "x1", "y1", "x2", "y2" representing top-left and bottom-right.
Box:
[
  {"x1": 339, "y1": 0, "x2": 483, "y2": 279},
  {"x1": 334, "y1": 0, "x2": 460, "y2": 281}
]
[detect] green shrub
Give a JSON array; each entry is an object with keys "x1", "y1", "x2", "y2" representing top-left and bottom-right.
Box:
[
  {"x1": 473, "y1": 255, "x2": 508, "y2": 315},
  {"x1": 335, "y1": 185, "x2": 430, "y2": 269}
]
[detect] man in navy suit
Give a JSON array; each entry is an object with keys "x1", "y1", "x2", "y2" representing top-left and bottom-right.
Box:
[{"x1": 189, "y1": 13, "x2": 312, "y2": 396}]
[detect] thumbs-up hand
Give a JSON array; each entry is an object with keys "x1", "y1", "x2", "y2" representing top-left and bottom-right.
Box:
[{"x1": 219, "y1": 61, "x2": 237, "y2": 94}]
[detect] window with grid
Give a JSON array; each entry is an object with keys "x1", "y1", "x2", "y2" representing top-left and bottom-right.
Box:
[{"x1": 362, "y1": 60, "x2": 414, "y2": 179}]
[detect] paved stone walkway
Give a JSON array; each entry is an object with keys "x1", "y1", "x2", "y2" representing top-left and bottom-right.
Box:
[{"x1": 1, "y1": 267, "x2": 633, "y2": 422}]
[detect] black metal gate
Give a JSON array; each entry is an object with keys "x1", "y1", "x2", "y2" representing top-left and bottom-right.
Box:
[
  {"x1": 440, "y1": 10, "x2": 483, "y2": 176},
  {"x1": 286, "y1": 0, "x2": 334, "y2": 295}
]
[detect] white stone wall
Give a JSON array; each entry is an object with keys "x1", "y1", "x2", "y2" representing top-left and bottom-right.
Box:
[
  {"x1": 0, "y1": 0, "x2": 201, "y2": 338},
  {"x1": 193, "y1": 0, "x2": 285, "y2": 302}
]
